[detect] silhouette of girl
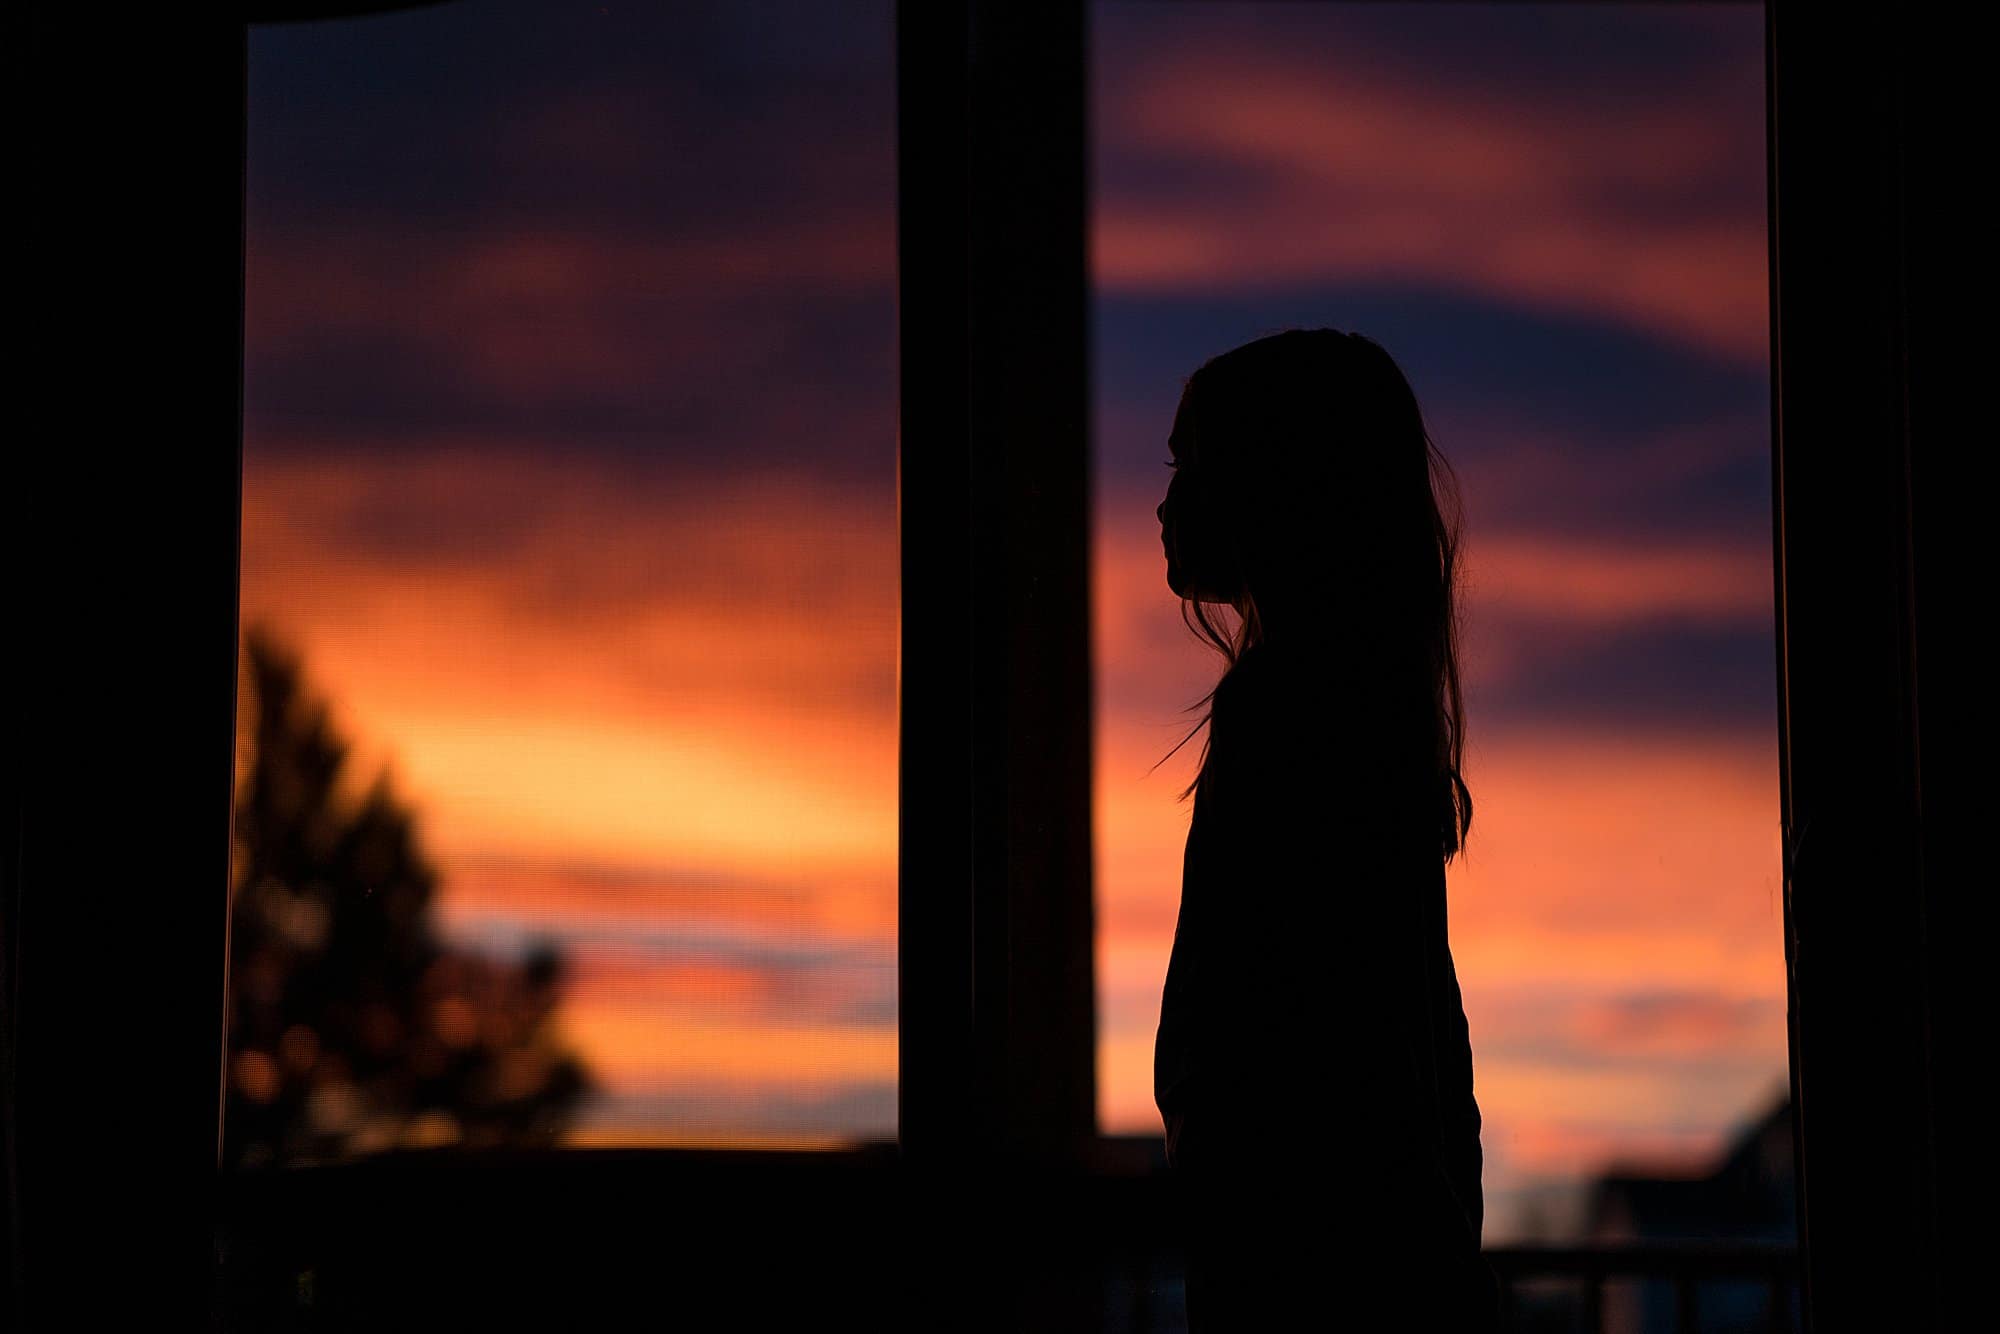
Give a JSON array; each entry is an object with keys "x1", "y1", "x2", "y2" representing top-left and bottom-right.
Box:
[{"x1": 1152, "y1": 329, "x2": 1497, "y2": 1329}]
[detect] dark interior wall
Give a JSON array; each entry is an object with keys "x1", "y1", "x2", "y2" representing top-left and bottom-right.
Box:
[
  {"x1": 1768, "y1": 2, "x2": 1978, "y2": 1328},
  {"x1": 10, "y1": 11, "x2": 245, "y2": 1329}
]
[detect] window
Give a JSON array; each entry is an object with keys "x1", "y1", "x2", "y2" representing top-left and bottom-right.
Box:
[
  {"x1": 1090, "y1": 0, "x2": 1788, "y2": 1253},
  {"x1": 231, "y1": 0, "x2": 899, "y2": 1162}
]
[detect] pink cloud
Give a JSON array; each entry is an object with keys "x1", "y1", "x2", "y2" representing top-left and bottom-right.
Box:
[
  {"x1": 1095, "y1": 30, "x2": 1767, "y2": 361},
  {"x1": 246, "y1": 218, "x2": 893, "y2": 401}
]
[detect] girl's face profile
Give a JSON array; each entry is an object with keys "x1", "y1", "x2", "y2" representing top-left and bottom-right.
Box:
[{"x1": 1158, "y1": 386, "x2": 1241, "y2": 605}]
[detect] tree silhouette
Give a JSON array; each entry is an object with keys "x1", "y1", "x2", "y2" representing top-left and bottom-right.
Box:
[{"x1": 225, "y1": 623, "x2": 591, "y2": 1168}]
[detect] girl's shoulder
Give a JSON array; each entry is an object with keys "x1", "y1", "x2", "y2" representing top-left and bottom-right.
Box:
[
  {"x1": 1215, "y1": 643, "x2": 1313, "y2": 721},
  {"x1": 1214, "y1": 643, "x2": 1411, "y2": 769},
  {"x1": 1217, "y1": 640, "x2": 1285, "y2": 695},
  {"x1": 1209, "y1": 650, "x2": 1271, "y2": 737},
  {"x1": 1210, "y1": 647, "x2": 1323, "y2": 768}
]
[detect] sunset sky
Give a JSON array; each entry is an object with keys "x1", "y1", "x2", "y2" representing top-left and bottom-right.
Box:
[{"x1": 243, "y1": 0, "x2": 1780, "y2": 1239}]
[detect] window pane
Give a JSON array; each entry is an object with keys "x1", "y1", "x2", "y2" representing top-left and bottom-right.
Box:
[
  {"x1": 230, "y1": 0, "x2": 898, "y2": 1164},
  {"x1": 1091, "y1": 0, "x2": 1787, "y2": 1246}
]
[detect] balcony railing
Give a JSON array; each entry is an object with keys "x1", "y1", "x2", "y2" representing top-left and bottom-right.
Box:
[
  {"x1": 1103, "y1": 1242, "x2": 1799, "y2": 1334},
  {"x1": 1488, "y1": 1242, "x2": 1799, "y2": 1334}
]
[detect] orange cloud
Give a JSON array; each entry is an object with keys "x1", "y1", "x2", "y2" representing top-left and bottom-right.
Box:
[
  {"x1": 435, "y1": 853, "x2": 891, "y2": 942},
  {"x1": 1460, "y1": 533, "x2": 1771, "y2": 628},
  {"x1": 240, "y1": 450, "x2": 897, "y2": 893},
  {"x1": 562, "y1": 996, "x2": 893, "y2": 1090}
]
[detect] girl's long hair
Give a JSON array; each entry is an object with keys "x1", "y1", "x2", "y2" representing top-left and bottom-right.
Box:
[{"x1": 1156, "y1": 328, "x2": 1473, "y2": 861}]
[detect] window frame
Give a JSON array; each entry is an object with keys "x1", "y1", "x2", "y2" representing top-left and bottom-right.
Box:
[{"x1": 6, "y1": 1, "x2": 1968, "y2": 1327}]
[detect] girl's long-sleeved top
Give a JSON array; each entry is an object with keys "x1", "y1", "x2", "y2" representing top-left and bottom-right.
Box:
[{"x1": 1154, "y1": 642, "x2": 1488, "y2": 1309}]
